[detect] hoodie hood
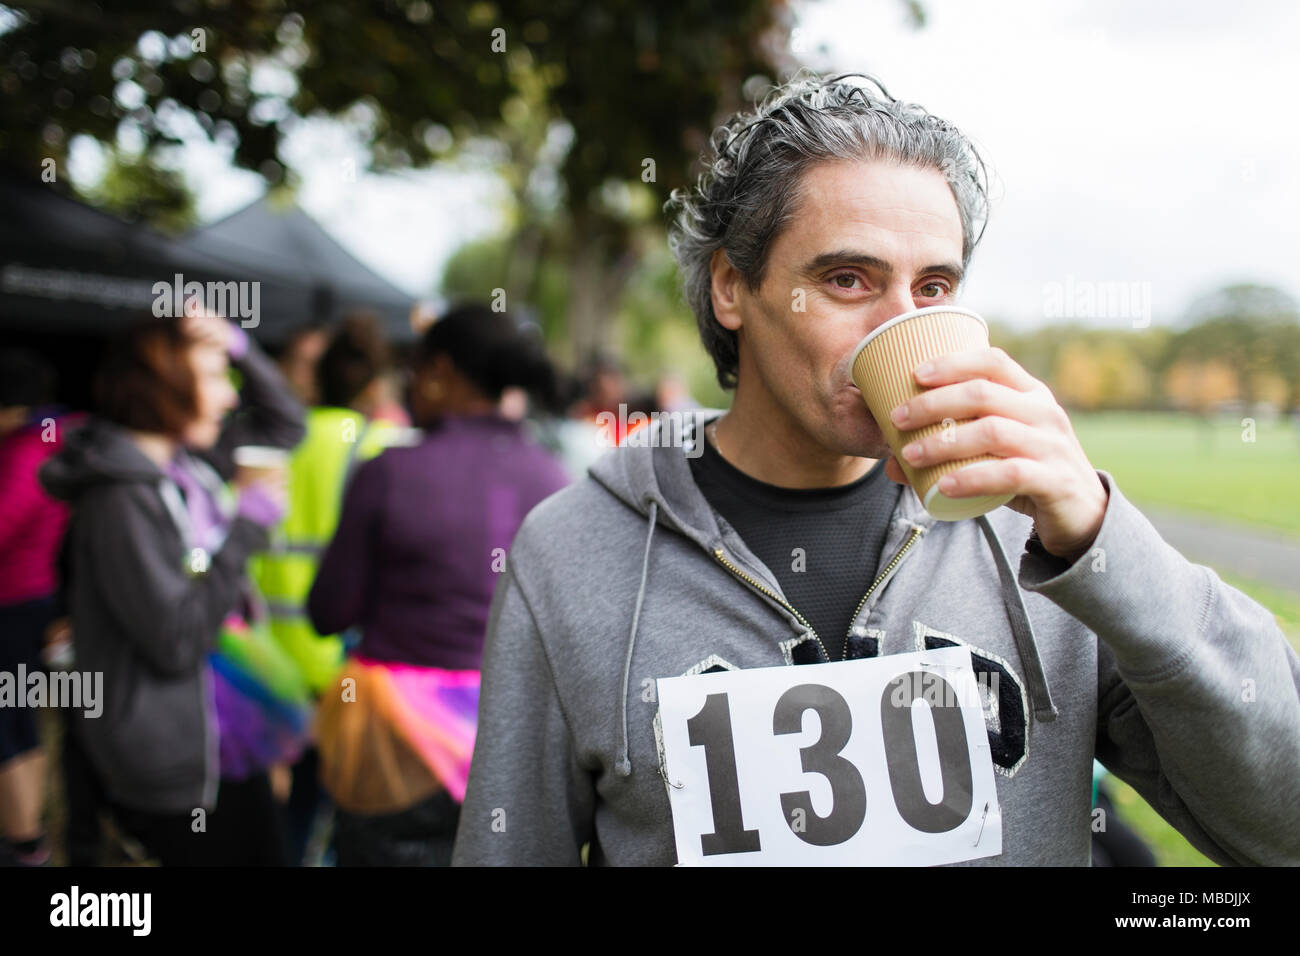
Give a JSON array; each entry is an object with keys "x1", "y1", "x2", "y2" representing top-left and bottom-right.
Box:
[
  {"x1": 39, "y1": 417, "x2": 168, "y2": 502},
  {"x1": 587, "y1": 409, "x2": 1056, "y2": 777}
]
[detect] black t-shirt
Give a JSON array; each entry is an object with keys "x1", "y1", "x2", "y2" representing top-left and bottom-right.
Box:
[{"x1": 689, "y1": 427, "x2": 901, "y2": 662}]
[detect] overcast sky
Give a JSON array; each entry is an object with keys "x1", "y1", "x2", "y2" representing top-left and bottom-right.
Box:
[
  {"x1": 797, "y1": 0, "x2": 1300, "y2": 328},
  {"x1": 74, "y1": 0, "x2": 1300, "y2": 329}
]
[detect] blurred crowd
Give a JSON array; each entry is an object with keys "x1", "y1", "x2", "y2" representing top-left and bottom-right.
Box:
[{"x1": 0, "y1": 303, "x2": 697, "y2": 866}]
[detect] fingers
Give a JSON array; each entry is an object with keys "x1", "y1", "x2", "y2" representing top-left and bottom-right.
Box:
[
  {"x1": 898, "y1": 415, "x2": 1062, "y2": 471},
  {"x1": 933, "y1": 456, "x2": 1052, "y2": 501},
  {"x1": 891, "y1": 375, "x2": 1060, "y2": 433},
  {"x1": 914, "y1": 346, "x2": 1041, "y2": 393}
]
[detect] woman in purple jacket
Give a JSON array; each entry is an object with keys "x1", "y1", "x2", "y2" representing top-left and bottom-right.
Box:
[{"x1": 308, "y1": 303, "x2": 570, "y2": 866}]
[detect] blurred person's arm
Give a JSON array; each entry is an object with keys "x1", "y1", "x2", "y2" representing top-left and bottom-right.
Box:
[
  {"x1": 453, "y1": 558, "x2": 595, "y2": 866},
  {"x1": 306, "y1": 454, "x2": 383, "y2": 636},
  {"x1": 206, "y1": 324, "x2": 307, "y2": 481},
  {"x1": 1021, "y1": 469, "x2": 1300, "y2": 865},
  {"x1": 75, "y1": 481, "x2": 274, "y2": 677}
]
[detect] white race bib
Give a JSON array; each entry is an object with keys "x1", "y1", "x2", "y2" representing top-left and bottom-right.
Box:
[{"x1": 657, "y1": 646, "x2": 1001, "y2": 866}]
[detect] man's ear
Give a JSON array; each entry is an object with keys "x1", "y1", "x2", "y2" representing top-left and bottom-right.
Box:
[{"x1": 709, "y1": 248, "x2": 745, "y2": 332}]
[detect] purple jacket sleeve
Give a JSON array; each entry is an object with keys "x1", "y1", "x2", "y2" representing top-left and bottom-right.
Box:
[{"x1": 307, "y1": 453, "x2": 386, "y2": 636}]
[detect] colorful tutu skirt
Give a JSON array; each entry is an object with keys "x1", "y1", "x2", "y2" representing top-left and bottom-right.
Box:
[
  {"x1": 209, "y1": 614, "x2": 314, "y2": 781},
  {"x1": 316, "y1": 655, "x2": 479, "y2": 814}
]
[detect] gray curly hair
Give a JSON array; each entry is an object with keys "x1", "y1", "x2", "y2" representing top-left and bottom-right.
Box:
[{"x1": 666, "y1": 71, "x2": 991, "y2": 390}]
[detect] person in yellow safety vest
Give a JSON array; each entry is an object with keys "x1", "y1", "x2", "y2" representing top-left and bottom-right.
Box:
[{"x1": 249, "y1": 314, "x2": 410, "y2": 695}]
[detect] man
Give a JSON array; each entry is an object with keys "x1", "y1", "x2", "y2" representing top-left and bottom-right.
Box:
[{"x1": 452, "y1": 73, "x2": 1300, "y2": 865}]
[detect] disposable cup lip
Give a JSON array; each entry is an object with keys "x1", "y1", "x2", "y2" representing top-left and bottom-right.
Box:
[
  {"x1": 232, "y1": 445, "x2": 290, "y2": 468},
  {"x1": 849, "y1": 305, "x2": 988, "y2": 368}
]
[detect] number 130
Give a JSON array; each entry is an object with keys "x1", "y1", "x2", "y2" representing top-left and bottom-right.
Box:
[{"x1": 685, "y1": 673, "x2": 976, "y2": 856}]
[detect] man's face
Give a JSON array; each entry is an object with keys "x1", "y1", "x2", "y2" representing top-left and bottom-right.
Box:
[{"x1": 718, "y1": 158, "x2": 966, "y2": 458}]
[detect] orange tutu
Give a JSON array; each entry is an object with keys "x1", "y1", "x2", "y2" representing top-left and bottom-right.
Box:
[{"x1": 315, "y1": 656, "x2": 479, "y2": 815}]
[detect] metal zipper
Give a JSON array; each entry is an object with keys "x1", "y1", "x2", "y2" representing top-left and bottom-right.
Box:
[
  {"x1": 837, "y1": 524, "x2": 926, "y2": 659},
  {"x1": 712, "y1": 548, "x2": 833, "y2": 662},
  {"x1": 712, "y1": 523, "x2": 926, "y2": 663}
]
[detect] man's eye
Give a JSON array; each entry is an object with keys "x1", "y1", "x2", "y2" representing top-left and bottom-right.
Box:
[
  {"x1": 919, "y1": 282, "x2": 947, "y2": 298},
  {"x1": 831, "y1": 273, "x2": 861, "y2": 289}
]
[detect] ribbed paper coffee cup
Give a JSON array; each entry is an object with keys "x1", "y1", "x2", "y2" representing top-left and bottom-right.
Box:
[
  {"x1": 850, "y1": 306, "x2": 1013, "y2": 521},
  {"x1": 232, "y1": 445, "x2": 290, "y2": 478}
]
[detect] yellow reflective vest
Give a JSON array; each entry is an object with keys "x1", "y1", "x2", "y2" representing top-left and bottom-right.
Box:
[{"x1": 248, "y1": 407, "x2": 407, "y2": 693}]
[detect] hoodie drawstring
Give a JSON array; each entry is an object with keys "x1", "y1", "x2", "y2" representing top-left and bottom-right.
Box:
[
  {"x1": 615, "y1": 499, "x2": 1055, "y2": 777},
  {"x1": 976, "y1": 515, "x2": 1058, "y2": 722},
  {"x1": 616, "y1": 499, "x2": 658, "y2": 776}
]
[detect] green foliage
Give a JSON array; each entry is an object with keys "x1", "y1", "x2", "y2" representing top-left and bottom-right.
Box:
[
  {"x1": 440, "y1": 228, "x2": 730, "y2": 407},
  {"x1": 1, "y1": 0, "x2": 799, "y2": 355},
  {"x1": 75, "y1": 146, "x2": 198, "y2": 233},
  {"x1": 995, "y1": 285, "x2": 1300, "y2": 414},
  {"x1": 2, "y1": 1, "x2": 793, "y2": 210},
  {"x1": 441, "y1": 233, "x2": 572, "y2": 348},
  {"x1": 614, "y1": 240, "x2": 731, "y2": 409}
]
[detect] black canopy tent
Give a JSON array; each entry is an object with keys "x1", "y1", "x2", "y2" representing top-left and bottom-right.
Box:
[
  {"x1": 0, "y1": 173, "x2": 416, "y2": 343},
  {"x1": 178, "y1": 196, "x2": 416, "y2": 342},
  {"x1": 1, "y1": 172, "x2": 415, "y2": 406},
  {"x1": 0, "y1": 172, "x2": 248, "y2": 334}
]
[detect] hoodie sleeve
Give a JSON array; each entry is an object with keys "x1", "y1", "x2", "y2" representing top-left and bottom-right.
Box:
[
  {"x1": 452, "y1": 558, "x2": 596, "y2": 865},
  {"x1": 1018, "y1": 469, "x2": 1300, "y2": 865},
  {"x1": 76, "y1": 481, "x2": 271, "y2": 677},
  {"x1": 203, "y1": 325, "x2": 306, "y2": 481}
]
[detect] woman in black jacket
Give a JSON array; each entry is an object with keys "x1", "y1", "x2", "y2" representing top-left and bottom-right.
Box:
[{"x1": 41, "y1": 310, "x2": 307, "y2": 865}]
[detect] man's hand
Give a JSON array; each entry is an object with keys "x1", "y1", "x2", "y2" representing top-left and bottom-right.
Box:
[{"x1": 883, "y1": 346, "x2": 1109, "y2": 564}]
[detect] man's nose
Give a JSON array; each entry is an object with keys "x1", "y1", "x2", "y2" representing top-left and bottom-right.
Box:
[{"x1": 864, "y1": 283, "x2": 919, "y2": 334}]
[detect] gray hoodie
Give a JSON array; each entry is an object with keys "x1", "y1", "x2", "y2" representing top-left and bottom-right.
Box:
[{"x1": 453, "y1": 411, "x2": 1300, "y2": 866}]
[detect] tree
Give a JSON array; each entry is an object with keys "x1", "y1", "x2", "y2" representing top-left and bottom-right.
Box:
[
  {"x1": 77, "y1": 145, "x2": 197, "y2": 233},
  {"x1": 1171, "y1": 283, "x2": 1300, "y2": 407},
  {"x1": 1051, "y1": 335, "x2": 1150, "y2": 411},
  {"x1": 1163, "y1": 358, "x2": 1239, "y2": 414},
  {"x1": 1, "y1": 0, "x2": 800, "y2": 360}
]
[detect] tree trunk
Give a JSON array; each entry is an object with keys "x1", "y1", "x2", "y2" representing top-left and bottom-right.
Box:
[{"x1": 566, "y1": 209, "x2": 639, "y2": 368}]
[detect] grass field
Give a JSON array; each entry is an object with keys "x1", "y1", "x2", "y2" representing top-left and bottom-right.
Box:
[
  {"x1": 1216, "y1": 571, "x2": 1300, "y2": 651},
  {"x1": 1105, "y1": 778, "x2": 1216, "y2": 866},
  {"x1": 1069, "y1": 410, "x2": 1299, "y2": 866},
  {"x1": 1070, "y1": 411, "x2": 1300, "y2": 539}
]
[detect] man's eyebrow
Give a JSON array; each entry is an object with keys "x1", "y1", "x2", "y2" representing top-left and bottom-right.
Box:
[{"x1": 800, "y1": 250, "x2": 964, "y2": 285}]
